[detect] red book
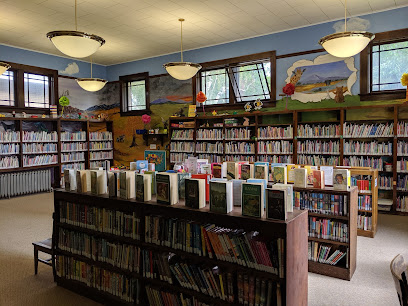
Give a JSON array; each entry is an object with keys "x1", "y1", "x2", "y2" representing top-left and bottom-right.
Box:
[
  {"x1": 192, "y1": 174, "x2": 212, "y2": 202},
  {"x1": 312, "y1": 170, "x2": 325, "y2": 189}
]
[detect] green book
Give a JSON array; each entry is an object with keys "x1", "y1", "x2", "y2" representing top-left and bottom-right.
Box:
[
  {"x1": 242, "y1": 183, "x2": 263, "y2": 218},
  {"x1": 135, "y1": 174, "x2": 144, "y2": 202},
  {"x1": 156, "y1": 174, "x2": 170, "y2": 205},
  {"x1": 210, "y1": 181, "x2": 233, "y2": 213},
  {"x1": 273, "y1": 167, "x2": 287, "y2": 184},
  {"x1": 144, "y1": 171, "x2": 157, "y2": 195},
  {"x1": 178, "y1": 172, "x2": 191, "y2": 200}
]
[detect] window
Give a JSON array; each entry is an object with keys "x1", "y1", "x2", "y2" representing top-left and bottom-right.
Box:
[
  {"x1": 120, "y1": 72, "x2": 150, "y2": 115},
  {"x1": 24, "y1": 73, "x2": 50, "y2": 108},
  {"x1": 198, "y1": 51, "x2": 275, "y2": 107},
  {"x1": 0, "y1": 70, "x2": 15, "y2": 106}
]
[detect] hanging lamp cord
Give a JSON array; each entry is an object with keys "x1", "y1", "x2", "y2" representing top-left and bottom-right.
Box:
[
  {"x1": 180, "y1": 20, "x2": 184, "y2": 62},
  {"x1": 75, "y1": 0, "x2": 78, "y2": 31},
  {"x1": 344, "y1": 0, "x2": 347, "y2": 32},
  {"x1": 91, "y1": 56, "x2": 93, "y2": 78}
]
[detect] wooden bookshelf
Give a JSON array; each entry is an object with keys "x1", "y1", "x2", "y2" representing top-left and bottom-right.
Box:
[
  {"x1": 53, "y1": 189, "x2": 308, "y2": 306},
  {"x1": 293, "y1": 186, "x2": 357, "y2": 280}
]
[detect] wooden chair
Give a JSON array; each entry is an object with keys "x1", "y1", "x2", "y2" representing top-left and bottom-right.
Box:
[
  {"x1": 32, "y1": 238, "x2": 53, "y2": 275},
  {"x1": 390, "y1": 254, "x2": 408, "y2": 306}
]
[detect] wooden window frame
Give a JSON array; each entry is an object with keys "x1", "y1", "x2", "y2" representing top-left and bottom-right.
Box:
[
  {"x1": 360, "y1": 28, "x2": 408, "y2": 101},
  {"x1": 119, "y1": 72, "x2": 150, "y2": 116},
  {"x1": 195, "y1": 51, "x2": 276, "y2": 110}
]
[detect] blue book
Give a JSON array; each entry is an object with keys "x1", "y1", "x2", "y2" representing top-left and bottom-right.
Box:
[{"x1": 136, "y1": 160, "x2": 148, "y2": 170}]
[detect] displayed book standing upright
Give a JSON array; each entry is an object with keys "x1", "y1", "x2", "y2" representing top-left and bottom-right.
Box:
[
  {"x1": 293, "y1": 186, "x2": 358, "y2": 280},
  {"x1": 53, "y1": 189, "x2": 308, "y2": 305}
]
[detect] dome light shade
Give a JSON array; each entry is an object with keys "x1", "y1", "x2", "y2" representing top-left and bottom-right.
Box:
[
  {"x1": 76, "y1": 78, "x2": 107, "y2": 92},
  {"x1": 319, "y1": 31, "x2": 375, "y2": 58},
  {"x1": 163, "y1": 62, "x2": 202, "y2": 80},
  {"x1": 46, "y1": 31, "x2": 105, "y2": 58},
  {"x1": 0, "y1": 62, "x2": 11, "y2": 75}
]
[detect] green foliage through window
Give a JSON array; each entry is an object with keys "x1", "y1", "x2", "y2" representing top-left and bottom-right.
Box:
[{"x1": 127, "y1": 80, "x2": 146, "y2": 111}]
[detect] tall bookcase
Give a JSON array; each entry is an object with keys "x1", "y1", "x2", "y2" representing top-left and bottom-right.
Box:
[{"x1": 53, "y1": 189, "x2": 308, "y2": 305}]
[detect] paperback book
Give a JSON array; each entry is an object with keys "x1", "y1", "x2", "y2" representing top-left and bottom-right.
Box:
[
  {"x1": 304, "y1": 165, "x2": 318, "y2": 185},
  {"x1": 320, "y1": 166, "x2": 334, "y2": 186},
  {"x1": 293, "y1": 168, "x2": 307, "y2": 188},
  {"x1": 266, "y1": 188, "x2": 287, "y2": 220},
  {"x1": 211, "y1": 163, "x2": 222, "y2": 178},
  {"x1": 273, "y1": 166, "x2": 287, "y2": 184},
  {"x1": 286, "y1": 164, "x2": 300, "y2": 183},
  {"x1": 156, "y1": 172, "x2": 178, "y2": 205},
  {"x1": 90, "y1": 170, "x2": 107, "y2": 195},
  {"x1": 232, "y1": 179, "x2": 244, "y2": 206},
  {"x1": 119, "y1": 171, "x2": 135, "y2": 199},
  {"x1": 242, "y1": 182, "x2": 264, "y2": 217},
  {"x1": 136, "y1": 174, "x2": 152, "y2": 202},
  {"x1": 177, "y1": 172, "x2": 191, "y2": 199},
  {"x1": 240, "y1": 163, "x2": 254, "y2": 180},
  {"x1": 225, "y1": 162, "x2": 237, "y2": 180},
  {"x1": 209, "y1": 181, "x2": 233, "y2": 213},
  {"x1": 312, "y1": 170, "x2": 325, "y2": 189},
  {"x1": 271, "y1": 183, "x2": 293, "y2": 213},
  {"x1": 254, "y1": 163, "x2": 268, "y2": 180},
  {"x1": 184, "y1": 178, "x2": 206, "y2": 209},
  {"x1": 333, "y1": 169, "x2": 351, "y2": 191}
]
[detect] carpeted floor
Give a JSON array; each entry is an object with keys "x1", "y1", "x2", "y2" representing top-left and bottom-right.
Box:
[{"x1": 0, "y1": 192, "x2": 404, "y2": 305}]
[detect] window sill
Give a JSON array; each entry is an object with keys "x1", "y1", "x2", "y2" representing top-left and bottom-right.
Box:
[
  {"x1": 359, "y1": 90, "x2": 406, "y2": 101},
  {"x1": 120, "y1": 109, "x2": 151, "y2": 116}
]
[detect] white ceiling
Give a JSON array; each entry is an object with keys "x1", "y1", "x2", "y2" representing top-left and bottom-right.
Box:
[{"x1": 0, "y1": 0, "x2": 406, "y2": 65}]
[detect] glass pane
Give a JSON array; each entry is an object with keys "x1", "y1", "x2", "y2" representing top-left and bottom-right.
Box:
[
  {"x1": 380, "y1": 41, "x2": 408, "y2": 51},
  {"x1": 24, "y1": 73, "x2": 49, "y2": 108},
  {"x1": 201, "y1": 68, "x2": 229, "y2": 105},
  {"x1": 372, "y1": 52, "x2": 379, "y2": 85},
  {"x1": 380, "y1": 83, "x2": 403, "y2": 91},
  {"x1": 0, "y1": 70, "x2": 14, "y2": 106},
  {"x1": 127, "y1": 80, "x2": 146, "y2": 110}
]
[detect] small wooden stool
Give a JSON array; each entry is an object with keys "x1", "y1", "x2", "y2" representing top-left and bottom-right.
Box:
[{"x1": 32, "y1": 238, "x2": 53, "y2": 275}]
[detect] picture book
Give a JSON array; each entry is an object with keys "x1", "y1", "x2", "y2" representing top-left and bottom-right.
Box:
[
  {"x1": 304, "y1": 166, "x2": 318, "y2": 185},
  {"x1": 271, "y1": 183, "x2": 293, "y2": 213},
  {"x1": 201, "y1": 164, "x2": 211, "y2": 175},
  {"x1": 156, "y1": 172, "x2": 178, "y2": 205},
  {"x1": 197, "y1": 159, "x2": 209, "y2": 174},
  {"x1": 232, "y1": 179, "x2": 244, "y2": 206},
  {"x1": 333, "y1": 169, "x2": 351, "y2": 191},
  {"x1": 286, "y1": 164, "x2": 300, "y2": 183},
  {"x1": 312, "y1": 170, "x2": 325, "y2": 189},
  {"x1": 294, "y1": 168, "x2": 307, "y2": 188},
  {"x1": 266, "y1": 188, "x2": 287, "y2": 220},
  {"x1": 178, "y1": 172, "x2": 191, "y2": 199},
  {"x1": 210, "y1": 181, "x2": 233, "y2": 214},
  {"x1": 254, "y1": 164, "x2": 268, "y2": 180},
  {"x1": 185, "y1": 178, "x2": 206, "y2": 209},
  {"x1": 320, "y1": 166, "x2": 334, "y2": 186},
  {"x1": 191, "y1": 174, "x2": 211, "y2": 202},
  {"x1": 185, "y1": 156, "x2": 198, "y2": 174},
  {"x1": 226, "y1": 162, "x2": 237, "y2": 180},
  {"x1": 211, "y1": 163, "x2": 223, "y2": 178},
  {"x1": 242, "y1": 183, "x2": 264, "y2": 218},
  {"x1": 240, "y1": 164, "x2": 254, "y2": 180},
  {"x1": 273, "y1": 166, "x2": 287, "y2": 184},
  {"x1": 136, "y1": 160, "x2": 148, "y2": 171}
]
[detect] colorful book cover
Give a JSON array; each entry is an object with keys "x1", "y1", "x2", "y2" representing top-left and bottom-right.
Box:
[
  {"x1": 188, "y1": 105, "x2": 197, "y2": 117},
  {"x1": 144, "y1": 150, "x2": 166, "y2": 172},
  {"x1": 135, "y1": 174, "x2": 144, "y2": 202},
  {"x1": 273, "y1": 167, "x2": 287, "y2": 184},
  {"x1": 211, "y1": 163, "x2": 222, "y2": 178},
  {"x1": 241, "y1": 164, "x2": 251, "y2": 181},
  {"x1": 266, "y1": 189, "x2": 286, "y2": 220},
  {"x1": 156, "y1": 174, "x2": 170, "y2": 204},
  {"x1": 136, "y1": 160, "x2": 148, "y2": 171},
  {"x1": 304, "y1": 166, "x2": 318, "y2": 185},
  {"x1": 312, "y1": 170, "x2": 325, "y2": 189},
  {"x1": 185, "y1": 179, "x2": 199, "y2": 208},
  {"x1": 254, "y1": 164, "x2": 268, "y2": 180},
  {"x1": 226, "y1": 162, "x2": 236, "y2": 180},
  {"x1": 210, "y1": 181, "x2": 227, "y2": 213},
  {"x1": 293, "y1": 168, "x2": 307, "y2": 188},
  {"x1": 333, "y1": 169, "x2": 350, "y2": 191},
  {"x1": 242, "y1": 183, "x2": 262, "y2": 218},
  {"x1": 286, "y1": 164, "x2": 299, "y2": 183}
]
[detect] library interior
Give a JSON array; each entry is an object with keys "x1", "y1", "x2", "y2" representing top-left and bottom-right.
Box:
[{"x1": 0, "y1": 1, "x2": 408, "y2": 305}]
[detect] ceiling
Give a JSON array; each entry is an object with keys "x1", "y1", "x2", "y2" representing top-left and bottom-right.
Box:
[{"x1": 0, "y1": 0, "x2": 405, "y2": 65}]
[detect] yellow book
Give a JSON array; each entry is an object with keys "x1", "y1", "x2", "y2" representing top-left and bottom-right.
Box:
[
  {"x1": 304, "y1": 166, "x2": 318, "y2": 185},
  {"x1": 286, "y1": 164, "x2": 300, "y2": 183},
  {"x1": 219, "y1": 274, "x2": 225, "y2": 300},
  {"x1": 188, "y1": 105, "x2": 197, "y2": 117}
]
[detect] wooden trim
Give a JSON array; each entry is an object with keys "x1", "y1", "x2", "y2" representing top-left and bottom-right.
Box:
[
  {"x1": 119, "y1": 72, "x2": 150, "y2": 116},
  {"x1": 359, "y1": 90, "x2": 406, "y2": 101},
  {"x1": 276, "y1": 48, "x2": 325, "y2": 59},
  {"x1": 373, "y1": 28, "x2": 408, "y2": 42},
  {"x1": 199, "y1": 51, "x2": 276, "y2": 69}
]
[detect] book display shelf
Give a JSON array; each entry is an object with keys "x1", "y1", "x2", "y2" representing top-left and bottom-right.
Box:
[
  {"x1": 168, "y1": 104, "x2": 408, "y2": 216},
  {"x1": 293, "y1": 186, "x2": 357, "y2": 280},
  {"x1": 53, "y1": 189, "x2": 308, "y2": 306}
]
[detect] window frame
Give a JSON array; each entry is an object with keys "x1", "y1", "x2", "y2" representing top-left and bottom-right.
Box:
[
  {"x1": 360, "y1": 28, "x2": 408, "y2": 101},
  {"x1": 195, "y1": 51, "x2": 276, "y2": 110},
  {"x1": 119, "y1": 72, "x2": 150, "y2": 116}
]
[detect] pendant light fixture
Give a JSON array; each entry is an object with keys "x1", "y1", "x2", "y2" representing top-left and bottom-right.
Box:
[
  {"x1": 318, "y1": 0, "x2": 374, "y2": 58},
  {"x1": 46, "y1": 0, "x2": 105, "y2": 58},
  {"x1": 0, "y1": 62, "x2": 11, "y2": 75},
  {"x1": 77, "y1": 57, "x2": 107, "y2": 92},
  {"x1": 164, "y1": 19, "x2": 202, "y2": 80}
]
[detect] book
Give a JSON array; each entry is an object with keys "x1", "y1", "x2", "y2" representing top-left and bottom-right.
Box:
[
  {"x1": 266, "y1": 188, "x2": 287, "y2": 220},
  {"x1": 286, "y1": 164, "x2": 300, "y2": 183},
  {"x1": 136, "y1": 174, "x2": 152, "y2": 202},
  {"x1": 76, "y1": 170, "x2": 91, "y2": 193},
  {"x1": 90, "y1": 170, "x2": 107, "y2": 195},
  {"x1": 197, "y1": 159, "x2": 209, "y2": 174},
  {"x1": 271, "y1": 183, "x2": 293, "y2": 213},
  {"x1": 240, "y1": 164, "x2": 254, "y2": 180},
  {"x1": 107, "y1": 171, "x2": 120, "y2": 197},
  {"x1": 64, "y1": 169, "x2": 76, "y2": 191},
  {"x1": 209, "y1": 181, "x2": 233, "y2": 213},
  {"x1": 254, "y1": 164, "x2": 268, "y2": 180},
  {"x1": 191, "y1": 174, "x2": 211, "y2": 202},
  {"x1": 188, "y1": 105, "x2": 197, "y2": 117},
  {"x1": 211, "y1": 163, "x2": 222, "y2": 178},
  {"x1": 201, "y1": 164, "x2": 211, "y2": 174},
  {"x1": 236, "y1": 161, "x2": 249, "y2": 179},
  {"x1": 178, "y1": 172, "x2": 191, "y2": 199},
  {"x1": 333, "y1": 169, "x2": 351, "y2": 191},
  {"x1": 242, "y1": 183, "x2": 264, "y2": 218},
  {"x1": 225, "y1": 162, "x2": 237, "y2": 180},
  {"x1": 293, "y1": 168, "x2": 307, "y2": 188},
  {"x1": 119, "y1": 171, "x2": 136, "y2": 199},
  {"x1": 185, "y1": 156, "x2": 198, "y2": 174},
  {"x1": 312, "y1": 170, "x2": 325, "y2": 189},
  {"x1": 247, "y1": 178, "x2": 267, "y2": 208},
  {"x1": 184, "y1": 178, "x2": 206, "y2": 209},
  {"x1": 232, "y1": 179, "x2": 244, "y2": 206},
  {"x1": 144, "y1": 171, "x2": 157, "y2": 195},
  {"x1": 156, "y1": 172, "x2": 179, "y2": 205},
  {"x1": 304, "y1": 166, "x2": 318, "y2": 185},
  {"x1": 320, "y1": 166, "x2": 334, "y2": 186},
  {"x1": 273, "y1": 166, "x2": 287, "y2": 184},
  {"x1": 136, "y1": 160, "x2": 148, "y2": 171}
]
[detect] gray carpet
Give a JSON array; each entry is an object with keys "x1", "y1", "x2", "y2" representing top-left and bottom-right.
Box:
[{"x1": 0, "y1": 192, "x2": 404, "y2": 305}]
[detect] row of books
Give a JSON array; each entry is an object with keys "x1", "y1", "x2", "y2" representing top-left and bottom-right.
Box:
[
  {"x1": 225, "y1": 155, "x2": 256, "y2": 162},
  {"x1": 225, "y1": 142, "x2": 255, "y2": 154},
  {"x1": 0, "y1": 169, "x2": 51, "y2": 198},
  {"x1": 89, "y1": 141, "x2": 112, "y2": 150},
  {"x1": 197, "y1": 154, "x2": 223, "y2": 163},
  {"x1": 344, "y1": 141, "x2": 392, "y2": 156},
  {"x1": 396, "y1": 196, "x2": 408, "y2": 212},
  {"x1": 397, "y1": 175, "x2": 408, "y2": 191},
  {"x1": 60, "y1": 131, "x2": 86, "y2": 141},
  {"x1": 225, "y1": 128, "x2": 252, "y2": 140},
  {"x1": 397, "y1": 141, "x2": 408, "y2": 155},
  {"x1": 343, "y1": 122, "x2": 394, "y2": 138},
  {"x1": 61, "y1": 142, "x2": 87, "y2": 152},
  {"x1": 61, "y1": 152, "x2": 85, "y2": 163},
  {"x1": 297, "y1": 155, "x2": 339, "y2": 166},
  {"x1": 90, "y1": 150, "x2": 113, "y2": 161},
  {"x1": 196, "y1": 129, "x2": 223, "y2": 140},
  {"x1": 23, "y1": 154, "x2": 57, "y2": 167},
  {"x1": 22, "y1": 143, "x2": 57, "y2": 153},
  {"x1": 257, "y1": 126, "x2": 293, "y2": 139},
  {"x1": 238, "y1": 273, "x2": 281, "y2": 306},
  {"x1": 170, "y1": 153, "x2": 189, "y2": 163},
  {"x1": 170, "y1": 142, "x2": 194, "y2": 153},
  {"x1": 343, "y1": 156, "x2": 383, "y2": 171},
  {"x1": 58, "y1": 228, "x2": 141, "y2": 272},
  {"x1": 0, "y1": 131, "x2": 20, "y2": 143},
  {"x1": 89, "y1": 131, "x2": 113, "y2": 141},
  {"x1": 145, "y1": 286, "x2": 209, "y2": 306},
  {"x1": 397, "y1": 122, "x2": 408, "y2": 137},
  {"x1": 171, "y1": 130, "x2": 194, "y2": 140},
  {"x1": 308, "y1": 241, "x2": 348, "y2": 266},
  {"x1": 379, "y1": 175, "x2": 392, "y2": 190},
  {"x1": 297, "y1": 124, "x2": 340, "y2": 138},
  {"x1": 297, "y1": 140, "x2": 339, "y2": 154},
  {"x1": 55, "y1": 255, "x2": 139, "y2": 303},
  {"x1": 0, "y1": 143, "x2": 19, "y2": 155},
  {"x1": 293, "y1": 191, "x2": 348, "y2": 216},
  {"x1": 258, "y1": 155, "x2": 292, "y2": 164},
  {"x1": 358, "y1": 195, "x2": 372, "y2": 211},
  {"x1": 61, "y1": 162, "x2": 86, "y2": 174},
  {"x1": 195, "y1": 142, "x2": 223, "y2": 154},
  {"x1": 309, "y1": 217, "x2": 349, "y2": 243},
  {"x1": 351, "y1": 177, "x2": 371, "y2": 191},
  {"x1": 22, "y1": 131, "x2": 58, "y2": 142},
  {"x1": 258, "y1": 141, "x2": 293, "y2": 154},
  {"x1": 90, "y1": 161, "x2": 105, "y2": 168},
  {"x1": 357, "y1": 214, "x2": 372, "y2": 231},
  {"x1": 59, "y1": 201, "x2": 141, "y2": 239},
  {"x1": 397, "y1": 159, "x2": 408, "y2": 172}
]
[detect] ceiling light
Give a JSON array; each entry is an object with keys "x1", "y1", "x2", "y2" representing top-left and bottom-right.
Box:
[
  {"x1": 46, "y1": 0, "x2": 105, "y2": 58},
  {"x1": 77, "y1": 57, "x2": 107, "y2": 92},
  {"x1": 164, "y1": 19, "x2": 202, "y2": 80},
  {"x1": 318, "y1": 0, "x2": 374, "y2": 58},
  {"x1": 0, "y1": 62, "x2": 11, "y2": 75}
]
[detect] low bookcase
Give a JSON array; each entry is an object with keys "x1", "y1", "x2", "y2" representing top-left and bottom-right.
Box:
[
  {"x1": 53, "y1": 189, "x2": 308, "y2": 306},
  {"x1": 293, "y1": 186, "x2": 357, "y2": 281}
]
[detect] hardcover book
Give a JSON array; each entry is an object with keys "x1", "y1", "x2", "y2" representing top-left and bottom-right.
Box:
[
  {"x1": 144, "y1": 171, "x2": 157, "y2": 195},
  {"x1": 156, "y1": 172, "x2": 178, "y2": 205},
  {"x1": 242, "y1": 183, "x2": 264, "y2": 218},
  {"x1": 273, "y1": 167, "x2": 287, "y2": 184},
  {"x1": 210, "y1": 181, "x2": 233, "y2": 213},
  {"x1": 304, "y1": 166, "x2": 318, "y2": 185},
  {"x1": 211, "y1": 163, "x2": 222, "y2": 178},
  {"x1": 76, "y1": 170, "x2": 91, "y2": 193},
  {"x1": 333, "y1": 169, "x2": 351, "y2": 191},
  {"x1": 226, "y1": 162, "x2": 237, "y2": 180},
  {"x1": 178, "y1": 172, "x2": 191, "y2": 199},
  {"x1": 136, "y1": 174, "x2": 152, "y2": 202},
  {"x1": 240, "y1": 164, "x2": 254, "y2": 180},
  {"x1": 312, "y1": 170, "x2": 325, "y2": 189},
  {"x1": 236, "y1": 161, "x2": 249, "y2": 179},
  {"x1": 191, "y1": 174, "x2": 211, "y2": 202},
  {"x1": 254, "y1": 164, "x2": 268, "y2": 180},
  {"x1": 64, "y1": 169, "x2": 76, "y2": 191},
  {"x1": 90, "y1": 170, "x2": 107, "y2": 195},
  {"x1": 286, "y1": 164, "x2": 300, "y2": 183},
  {"x1": 232, "y1": 179, "x2": 244, "y2": 206},
  {"x1": 107, "y1": 172, "x2": 119, "y2": 197},
  {"x1": 320, "y1": 166, "x2": 334, "y2": 186},
  {"x1": 119, "y1": 171, "x2": 135, "y2": 199},
  {"x1": 266, "y1": 188, "x2": 287, "y2": 220},
  {"x1": 271, "y1": 183, "x2": 293, "y2": 213},
  {"x1": 293, "y1": 168, "x2": 307, "y2": 188},
  {"x1": 185, "y1": 178, "x2": 206, "y2": 209}
]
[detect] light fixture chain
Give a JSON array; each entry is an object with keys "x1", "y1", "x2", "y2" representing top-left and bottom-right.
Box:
[
  {"x1": 91, "y1": 56, "x2": 93, "y2": 78},
  {"x1": 75, "y1": 0, "x2": 78, "y2": 31},
  {"x1": 344, "y1": 0, "x2": 347, "y2": 32},
  {"x1": 180, "y1": 20, "x2": 183, "y2": 62}
]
